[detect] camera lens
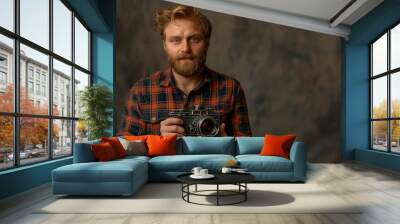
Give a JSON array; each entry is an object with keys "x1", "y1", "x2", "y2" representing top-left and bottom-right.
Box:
[{"x1": 198, "y1": 117, "x2": 219, "y2": 136}]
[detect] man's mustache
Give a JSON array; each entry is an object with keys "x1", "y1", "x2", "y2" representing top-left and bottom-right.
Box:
[{"x1": 177, "y1": 55, "x2": 195, "y2": 60}]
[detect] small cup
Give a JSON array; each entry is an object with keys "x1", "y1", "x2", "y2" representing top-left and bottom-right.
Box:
[
  {"x1": 191, "y1": 167, "x2": 202, "y2": 176},
  {"x1": 199, "y1": 169, "x2": 208, "y2": 176},
  {"x1": 221, "y1": 167, "x2": 232, "y2": 174}
]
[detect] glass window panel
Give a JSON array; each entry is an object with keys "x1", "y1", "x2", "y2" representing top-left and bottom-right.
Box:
[
  {"x1": 75, "y1": 120, "x2": 88, "y2": 143},
  {"x1": 391, "y1": 120, "x2": 400, "y2": 153},
  {"x1": 53, "y1": 119, "x2": 72, "y2": 158},
  {"x1": 53, "y1": 0, "x2": 72, "y2": 60},
  {"x1": 391, "y1": 72, "x2": 400, "y2": 117},
  {"x1": 74, "y1": 69, "x2": 89, "y2": 118},
  {"x1": 0, "y1": 34, "x2": 14, "y2": 112},
  {"x1": 0, "y1": 0, "x2": 14, "y2": 31},
  {"x1": 0, "y1": 116, "x2": 14, "y2": 170},
  {"x1": 53, "y1": 59, "x2": 72, "y2": 117},
  {"x1": 20, "y1": 117, "x2": 49, "y2": 165},
  {"x1": 372, "y1": 121, "x2": 388, "y2": 151},
  {"x1": 372, "y1": 33, "x2": 387, "y2": 76},
  {"x1": 74, "y1": 17, "x2": 89, "y2": 70},
  {"x1": 372, "y1": 77, "x2": 387, "y2": 119},
  {"x1": 391, "y1": 24, "x2": 400, "y2": 70},
  {"x1": 20, "y1": 44, "x2": 49, "y2": 115},
  {"x1": 20, "y1": 0, "x2": 49, "y2": 49}
]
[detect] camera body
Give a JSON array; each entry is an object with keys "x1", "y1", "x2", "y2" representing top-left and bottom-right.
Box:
[{"x1": 169, "y1": 107, "x2": 220, "y2": 136}]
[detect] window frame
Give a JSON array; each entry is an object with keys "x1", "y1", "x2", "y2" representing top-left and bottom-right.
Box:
[
  {"x1": 0, "y1": 0, "x2": 92, "y2": 171},
  {"x1": 370, "y1": 20, "x2": 400, "y2": 154}
]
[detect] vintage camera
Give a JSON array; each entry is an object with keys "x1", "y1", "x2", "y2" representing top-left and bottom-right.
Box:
[{"x1": 169, "y1": 107, "x2": 220, "y2": 136}]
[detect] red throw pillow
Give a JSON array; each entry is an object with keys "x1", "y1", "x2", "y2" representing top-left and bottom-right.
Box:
[
  {"x1": 260, "y1": 134, "x2": 296, "y2": 159},
  {"x1": 123, "y1": 135, "x2": 148, "y2": 141},
  {"x1": 91, "y1": 142, "x2": 118, "y2": 161},
  {"x1": 101, "y1": 137, "x2": 127, "y2": 158},
  {"x1": 146, "y1": 135, "x2": 177, "y2": 157}
]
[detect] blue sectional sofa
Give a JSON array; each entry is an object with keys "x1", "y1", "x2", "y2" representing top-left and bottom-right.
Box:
[{"x1": 52, "y1": 137, "x2": 307, "y2": 196}]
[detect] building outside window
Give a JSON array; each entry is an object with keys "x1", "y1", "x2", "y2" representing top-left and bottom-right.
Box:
[
  {"x1": 28, "y1": 67, "x2": 34, "y2": 80},
  {"x1": 0, "y1": 71, "x2": 7, "y2": 85},
  {"x1": 35, "y1": 70, "x2": 40, "y2": 81},
  {"x1": 41, "y1": 85, "x2": 46, "y2": 97},
  {"x1": 54, "y1": 89, "x2": 58, "y2": 102},
  {"x1": 0, "y1": 54, "x2": 7, "y2": 88},
  {"x1": 0, "y1": 54, "x2": 7, "y2": 67},
  {"x1": 41, "y1": 73, "x2": 46, "y2": 83},
  {"x1": 35, "y1": 83, "x2": 40, "y2": 95},
  {"x1": 28, "y1": 81, "x2": 34, "y2": 94}
]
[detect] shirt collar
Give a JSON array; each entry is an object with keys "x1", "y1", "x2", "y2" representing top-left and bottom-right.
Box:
[{"x1": 159, "y1": 66, "x2": 213, "y2": 88}]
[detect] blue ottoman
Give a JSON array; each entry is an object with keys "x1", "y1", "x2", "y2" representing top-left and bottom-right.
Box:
[{"x1": 52, "y1": 156, "x2": 148, "y2": 196}]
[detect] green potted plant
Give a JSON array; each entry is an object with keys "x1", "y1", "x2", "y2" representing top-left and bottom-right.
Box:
[{"x1": 79, "y1": 84, "x2": 113, "y2": 140}]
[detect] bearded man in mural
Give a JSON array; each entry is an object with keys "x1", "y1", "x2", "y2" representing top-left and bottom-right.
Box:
[{"x1": 120, "y1": 5, "x2": 252, "y2": 137}]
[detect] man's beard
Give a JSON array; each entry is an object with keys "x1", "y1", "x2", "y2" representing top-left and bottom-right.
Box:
[{"x1": 168, "y1": 50, "x2": 207, "y2": 77}]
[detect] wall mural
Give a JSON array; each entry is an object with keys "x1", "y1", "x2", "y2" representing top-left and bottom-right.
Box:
[{"x1": 116, "y1": 0, "x2": 342, "y2": 162}]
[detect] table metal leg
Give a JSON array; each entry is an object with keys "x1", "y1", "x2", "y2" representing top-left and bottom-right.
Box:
[
  {"x1": 181, "y1": 184, "x2": 183, "y2": 199},
  {"x1": 187, "y1": 184, "x2": 190, "y2": 202},
  {"x1": 217, "y1": 184, "x2": 219, "y2": 206},
  {"x1": 245, "y1": 183, "x2": 247, "y2": 201}
]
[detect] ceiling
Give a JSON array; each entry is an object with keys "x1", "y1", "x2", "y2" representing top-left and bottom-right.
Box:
[
  {"x1": 228, "y1": 0, "x2": 353, "y2": 23},
  {"x1": 164, "y1": 0, "x2": 384, "y2": 38}
]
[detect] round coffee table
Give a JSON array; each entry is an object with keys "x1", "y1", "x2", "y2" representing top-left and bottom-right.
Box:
[{"x1": 177, "y1": 172, "x2": 255, "y2": 206}]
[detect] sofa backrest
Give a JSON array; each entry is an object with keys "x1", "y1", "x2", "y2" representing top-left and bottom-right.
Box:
[
  {"x1": 177, "y1": 137, "x2": 236, "y2": 155},
  {"x1": 235, "y1": 137, "x2": 264, "y2": 155},
  {"x1": 73, "y1": 139, "x2": 100, "y2": 163},
  {"x1": 74, "y1": 137, "x2": 270, "y2": 162}
]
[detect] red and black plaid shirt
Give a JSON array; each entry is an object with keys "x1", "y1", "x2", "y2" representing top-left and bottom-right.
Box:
[{"x1": 119, "y1": 66, "x2": 252, "y2": 136}]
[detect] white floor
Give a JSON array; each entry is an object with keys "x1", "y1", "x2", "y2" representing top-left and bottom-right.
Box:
[{"x1": 1, "y1": 162, "x2": 400, "y2": 224}]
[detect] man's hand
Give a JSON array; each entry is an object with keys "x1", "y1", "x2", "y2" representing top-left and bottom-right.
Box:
[
  {"x1": 219, "y1": 123, "x2": 227, "y2": 136},
  {"x1": 160, "y1": 117, "x2": 185, "y2": 136}
]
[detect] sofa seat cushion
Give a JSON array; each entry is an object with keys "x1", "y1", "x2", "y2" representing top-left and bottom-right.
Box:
[
  {"x1": 236, "y1": 155, "x2": 293, "y2": 172},
  {"x1": 149, "y1": 154, "x2": 235, "y2": 172},
  {"x1": 52, "y1": 159, "x2": 147, "y2": 183}
]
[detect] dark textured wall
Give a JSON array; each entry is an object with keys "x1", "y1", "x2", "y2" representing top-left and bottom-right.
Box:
[{"x1": 116, "y1": 0, "x2": 342, "y2": 162}]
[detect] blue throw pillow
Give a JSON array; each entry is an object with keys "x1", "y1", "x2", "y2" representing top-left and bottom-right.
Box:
[{"x1": 236, "y1": 137, "x2": 264, "y2": 155}]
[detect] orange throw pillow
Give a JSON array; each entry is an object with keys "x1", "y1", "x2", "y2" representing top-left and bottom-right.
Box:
[
  {"x1": 260, "y1": 134, "x2": 296, "y2": 159},
  {"x1": 91, "y1": 142, "x2": 118, "y2": 161},
  {"x1": 101, "y1": 137, "x2": 127, "y2": 158},
  {"x1": 146, "y1": 135, "x2": 177, "y2": 157},
  {"x1": 123, "y1": 135, "x2": 148, "y2": 141}
]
